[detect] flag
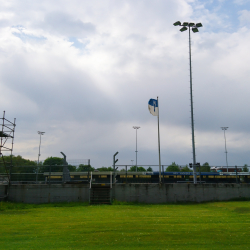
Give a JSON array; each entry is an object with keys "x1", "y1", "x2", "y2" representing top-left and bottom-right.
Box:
[{"x1": 148, "y1": 99, "x2": 158, "y2": 116}]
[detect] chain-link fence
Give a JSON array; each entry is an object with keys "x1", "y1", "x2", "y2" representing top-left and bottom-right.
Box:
[
  {"x1": 0, "y1": 164, "x2": 248, "y2": 184},
  {"x1": 0, "y1": 165, "x2": 91, "y2": 184}
]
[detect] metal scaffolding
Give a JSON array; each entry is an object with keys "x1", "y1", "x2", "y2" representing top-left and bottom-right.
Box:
[{"x1": 0, "y1": 111, "x2": 16, "y2": 186}]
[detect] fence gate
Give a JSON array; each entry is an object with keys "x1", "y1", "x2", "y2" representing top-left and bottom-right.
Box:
[{"x1": 89, "y1": 172, "x2": 112, "y2": 205}]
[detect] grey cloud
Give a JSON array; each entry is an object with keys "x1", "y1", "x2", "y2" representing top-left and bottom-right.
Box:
[
  {"x1": 1, "y1": 0, "x2": 250, "y2": 169},
  {"x1": 43, "y1": 12, "x2": 95, "y2": 37},
  {"x1": 0, "y1": 54, "x2": 118, "y2": 124}
]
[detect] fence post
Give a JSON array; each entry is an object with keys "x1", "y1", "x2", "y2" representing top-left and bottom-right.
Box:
[
  {"x1": 110, "y1": 171, "x2": 112, "y2": 189},
  {"x1": 36, "y1": 165, "x2": 39, "y2": 184},
  {"x1": 235, "y1": 165, "x2": 239, "y2": 184},
  {"x1": 162, "y1": 165, "x2": 164, "y2": 183},
  {"x1": 49, "y1": 165, "x2": 51, "y2": 185},
  {"x1": 126, "y1": 165, "x2": 127, "y2": 184}
]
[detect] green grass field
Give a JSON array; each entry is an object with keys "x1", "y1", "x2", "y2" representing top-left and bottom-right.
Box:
[{"x1": 0, "y1": 201, "x2": 250, "y2": 249}]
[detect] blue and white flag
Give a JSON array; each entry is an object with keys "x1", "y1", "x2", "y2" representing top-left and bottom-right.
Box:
[{"x1": 148, "y1": 99, "x2": 158, "y2": 116}]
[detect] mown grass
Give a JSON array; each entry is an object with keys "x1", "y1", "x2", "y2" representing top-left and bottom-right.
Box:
[{"x1": 0, "y1": 201, "x2": 250, "y2": 249}]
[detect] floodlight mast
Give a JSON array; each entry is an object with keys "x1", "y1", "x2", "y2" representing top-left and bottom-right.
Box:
[
  {"x1": 173, "y1": 21, "x2": 203, "y2": 184},
  {"x1": 133, "y1": 126, "x2": 140, "y2": 172},
  {"x1": 37, "y1": 131, "x2": 45, "y2": 164},
  {"x1": 36, "y1": 131, "x2": 45, "y2": 184},
  {"x1": 221, "y1": 127, "x2": 229, "y2": 172}
]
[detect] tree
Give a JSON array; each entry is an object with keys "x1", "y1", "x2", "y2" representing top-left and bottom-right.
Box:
[
  {"x1": 200, "y1": 162, "x2": 211, "y2": 172},
  {"x1": 97, "y1": 167, "x2": 113, "y2": 171},
  {"x1": 41, "y1": 157, "x2": 76, "y2": 172},
  {"x1": 166, "y1": 162, "x2": 180, "y2": 172},
  {"x1": 76, "y1": 164, "x2": 94, "y2": 172},
  {"x1": 43, "y1": 157, "x2": 63, "y2": 166},
  {"x1": 128, "y1": 166, "x2": 146, "y2": 172},
  {"x1": 243, "y1": 164, "x2": 249, "y2": 172},
  {"x1": 0, "y1": 155, "x2": 37, "y2": 173},
  {"x1": 147, "y1": 167, "x2": 153, "y2": 172},
  {"x1": 181, "y1": 165, "x2": 191, "y2": 172}
]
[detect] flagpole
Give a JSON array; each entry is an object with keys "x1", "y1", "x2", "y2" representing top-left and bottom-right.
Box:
[{"x1": 157, "y1": 96, "x2": 161, "y2": 183}]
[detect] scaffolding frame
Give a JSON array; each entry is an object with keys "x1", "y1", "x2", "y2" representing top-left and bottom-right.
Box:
[{"x1": 0, "y1": 111, "x2": 16, "y2": 185}]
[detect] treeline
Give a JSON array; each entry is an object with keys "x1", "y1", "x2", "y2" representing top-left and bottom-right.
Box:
[
  {"x1": 1, "y1": 155, "x2": 249, "y2": 173},
  {"x1": 166, "y1": 162, "x2": 211, "y2": 172}
]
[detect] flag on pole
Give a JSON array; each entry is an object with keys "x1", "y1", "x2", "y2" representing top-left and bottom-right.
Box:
[
  {"x1": 148, "y1": 99, "x2": 158, "y2": 116},
  {"x1": 148, "y1": 97, "x2": 161, "y2": 183}
]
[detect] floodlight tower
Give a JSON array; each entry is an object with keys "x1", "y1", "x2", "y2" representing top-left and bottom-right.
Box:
[
  {"x1": 173, "y1": 21, "x2": 203, "y2": 184},
  {"x1": 37, "y1": 131, "x2": 45, "y2": 164},
  {"x1": 133, "y1": 126, "x2": 140, "y2": 172},
  {"x1": 221, "y1": 127, "x2": 229, "y2": 172}
]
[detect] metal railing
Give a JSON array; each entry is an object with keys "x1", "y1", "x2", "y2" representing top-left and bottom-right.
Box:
[{"x1": 0, "y1": 165, "x2": 249, "y2": 185}]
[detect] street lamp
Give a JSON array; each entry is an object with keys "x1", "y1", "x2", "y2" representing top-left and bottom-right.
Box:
[
  {"x1": 221, "y1": 127, "x2": 229, "y2": 172},
  {"x1": 133, "y1": 126, "x2": 140, "y2": 172},
  {"x1": 173, "y1": 21, "x2": 203, "y2": 184},
  {"x1": 36, "y1": 131, "x2": 45, "y2": 183},
  {"x1": 37, "y1": 131, "x2": 45, "y2": 164}
]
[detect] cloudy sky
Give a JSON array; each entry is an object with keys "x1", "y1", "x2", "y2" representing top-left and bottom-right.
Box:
[{"x1": 1, "y1": 0, "x2": 250, "y2": 169}]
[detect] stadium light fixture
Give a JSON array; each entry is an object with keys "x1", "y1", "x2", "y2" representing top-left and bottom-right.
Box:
[
  {"x1": 173, "y1": 21, "x2": 203, "y2": 184},
  {"x1": 180, "y1": 27, "x2": 188, "y2": 32},
  {"x1": 173, "y1": 21, "x2": 181, "y2": 26},
  {"x1": 192, "y1": 27, "x2": 199, "y2": 33}
]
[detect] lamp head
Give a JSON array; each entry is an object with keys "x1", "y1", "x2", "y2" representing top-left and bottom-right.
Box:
[
  {"x1": 182, "y1": 22, "x2": 189, "y2": 26},
  {"x1": 173, "y1": 21, "x2": 181, "y2": 26},
  {"x1": 196, "y1": 23, "x2": 203, "y2": 27},
  {"x1": 174, "y1": 21, "x2": 181, "y2": 26},
  {"x1": 188, "y1": 23, "x2": 195, "y2": 27},
  {"x1": 192, "y1": 27, "x2": 199, "y2": 33},
  {"x1": 180, "y1": 27, "x2": 188, "y2": 32}
]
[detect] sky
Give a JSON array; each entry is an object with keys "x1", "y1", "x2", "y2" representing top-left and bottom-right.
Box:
[{"x1": 1, "y1": 0, "x2": 250, "y2": 170}]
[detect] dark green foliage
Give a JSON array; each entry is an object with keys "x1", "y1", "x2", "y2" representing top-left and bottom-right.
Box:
[
  {"x1": 2, "y1": 155, "x2": 37, "y2": 166},
  {"x1": 67, "y1": 165, "x2": 77, "y2": 171},
  {"x1": 41, "y1": 157, "x2": 76, "y2": 172},
  {"x1": 181, "y1": 165, "x2": 191, "y2": 172},
  {"x1": 243, "y1": 164, "x2": 249, "y2": 172},
  {"x1": 39, "y1": 157, "x2": 63, "y2": 173},
  {"x1": 0, "y1": 155, "x2": 37, "y2": 173},
  {"x1": 200, "y1": 162, "x2": 211, "y2": 172},
  {"x1": 97, "y1": 167, "x2": 113, "y2": 171},
  {"x1": 0, "y1": 201, "x2": 89, "y2": 211},
  {"x1": 166, "y1": 162, "x2": 180, "y2": 172},
  {"x1": 128, "y1": 166, "x2": 146, "y2": 172},
  {"x1": 43, "y1": 157, "x2": 64, "y2": 166},
  {"x1": 147, "y1": 167, "x2": 153, "y2": 171},
  {"x1": 77, "y1": 164, "x2": 94, "y2": 172}
]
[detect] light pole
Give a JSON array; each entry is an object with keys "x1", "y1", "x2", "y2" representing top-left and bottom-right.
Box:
[
  {"x1": 133, "y1": 126, "x2": 140, "y2": 172},
  {"x1": 37, "y1": 131, "x2": 45, "y2": 164},
  {"x1": 173, "y1": 21, "x2": 202, "y2": 184},
  {"x1": 131, "y1": 160, "x2": 134, "y2": 166},
  {"x1": 221, "y1": 127, "x2": 229, "y2": 172},
  {"x1": 36, "y1": 131, "x2": 45, "y2": 183}
]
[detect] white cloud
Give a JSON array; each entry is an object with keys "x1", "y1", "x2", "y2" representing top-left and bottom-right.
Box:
[{"x1": 238, "y1": 9, "x2": 250, "y2": 25}]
